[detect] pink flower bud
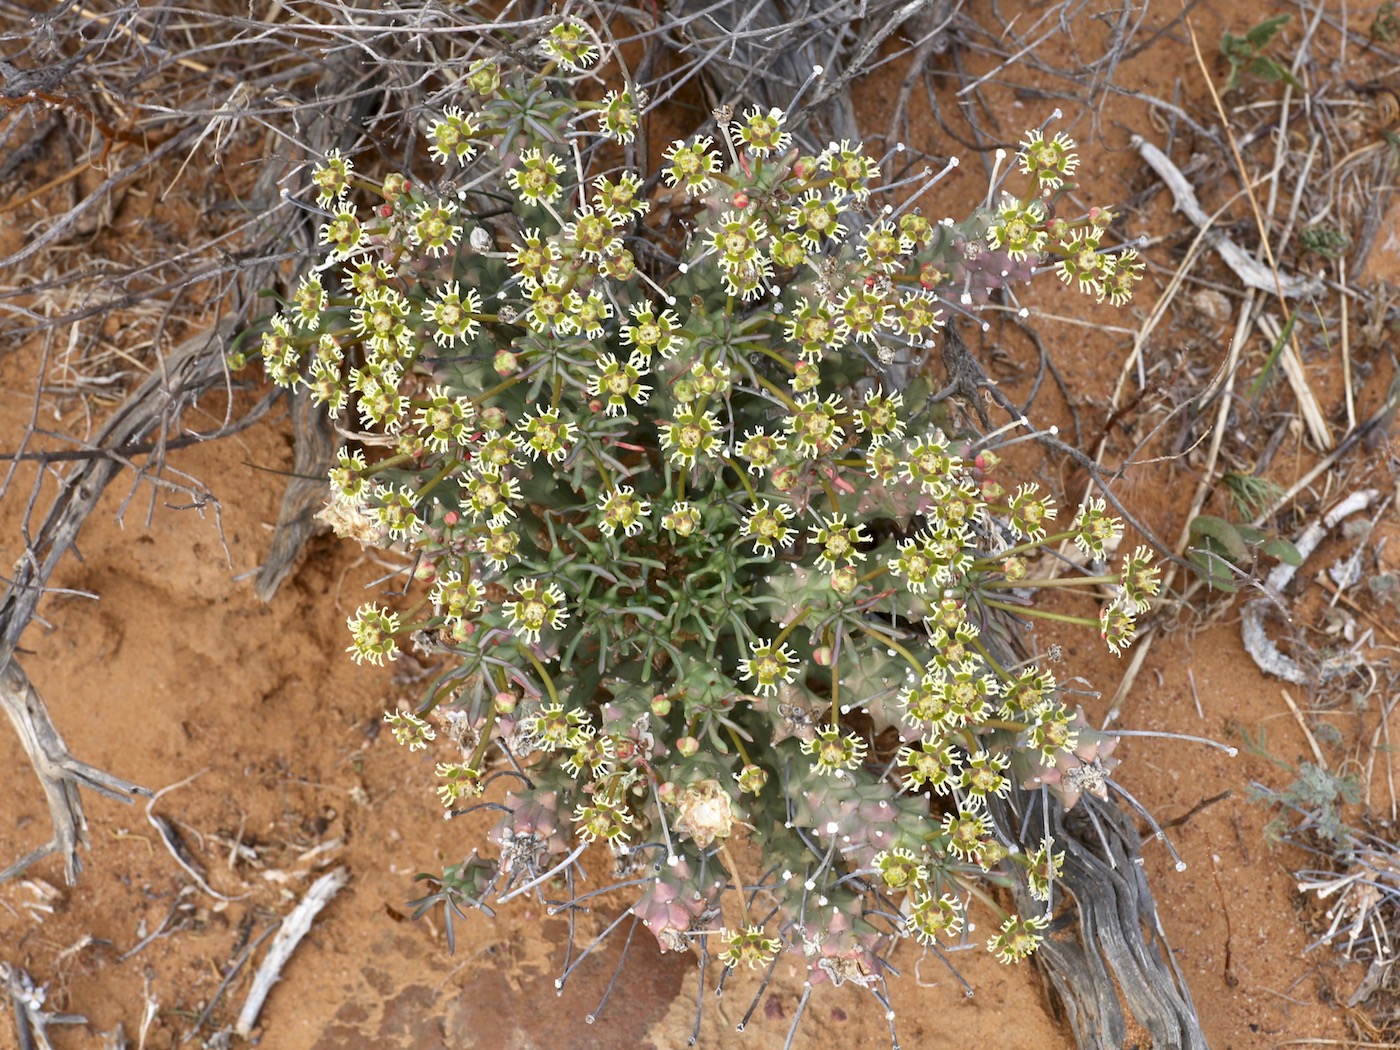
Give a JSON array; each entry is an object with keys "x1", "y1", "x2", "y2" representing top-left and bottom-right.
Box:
[{"x1": 830, "y1": 566, "x2": 857, "y2": 595}]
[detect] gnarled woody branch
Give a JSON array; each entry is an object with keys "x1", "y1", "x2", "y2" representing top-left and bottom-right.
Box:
[
  {"x1": 0, "y1": 660, "x2": 148, "y2": 885},
  {"x1": 0, "y1": 321, "x2": 241, "y2": 885}
]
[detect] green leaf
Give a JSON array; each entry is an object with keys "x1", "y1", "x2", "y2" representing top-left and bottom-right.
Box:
[
  {"x1": 1250, "y1": 309, "x2": 1297, "y2": 401},
  {"x1": 1188, "y1": 548, "x2": 1241, "y2": 592},
  {"x1": 1234, "y1": 523, "x2": 1269, "y2": 545},
  {"x1": 1245, "y1": 13, "x2": 1291, "y2": 48},
  {"x1": 1189, "y1": 514, "x2": 1247, "y2": 562},
  {"x1": 1248, "y1": 55, "x2": 1302, "y2": 89},
  {"x1": 1261, "y1": 537, "x2": 1303, "y2": 566}
]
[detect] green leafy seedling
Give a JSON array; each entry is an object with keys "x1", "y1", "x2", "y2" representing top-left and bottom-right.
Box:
[
  {"x1": 1188, "y1": 514, "x2": 1247, "y2": 591},
  {"x1": 1372, "y1": 1, "x2": 1400, "y2": 43},
  {"x1": 1297, "y1": 223, "x2": 1350, "y2": 261},
  {"x1": 1220, "y1": 471, "x2": 1284, "y2": 518},
  {"x1": 1187, "y1": 514, "x2": 1301, "y2": 591},
  {"x1": 1220, "y1": 14, "x2": 1303, "y2": 92}
]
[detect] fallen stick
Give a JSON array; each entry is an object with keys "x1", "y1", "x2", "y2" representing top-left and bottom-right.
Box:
[
  {"x1": 1131, "y1": 134, "x2": 1324, "y2": 298},
  {"x1": 1240, "y1": 489, "x2": 1378, "y2": 685},
  {"x1": 234, "y1": 866, "x2": 349, "y2": 1039},
  {"x1": 144, "y1": 769, "x2": 245, "y2": 903},
  {"x1": 0, "y1": 659, "x2": 149, "y2": 886},
  {"x1": 2, "y1": 962, "x2": 88, "y2": 1050}
]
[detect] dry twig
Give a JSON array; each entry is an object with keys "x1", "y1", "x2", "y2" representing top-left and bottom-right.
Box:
[
  {"x1": 1, "y1": 963, "x2": 86, "y2": 1050},
  {"x1": 1239, "y1": 489, "x2": 1378, "y2": 685},
  {"x1": 1131, "y1": 135, "x2": 1323, "y2": 298},
  {"x1": 234, "y1": 866, "x2": 349, "y2": 1039}
]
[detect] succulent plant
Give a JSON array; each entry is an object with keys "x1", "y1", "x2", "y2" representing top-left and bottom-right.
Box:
[{"x1": 240, "y1": 14, "x2": 1160, "y2": 1040}]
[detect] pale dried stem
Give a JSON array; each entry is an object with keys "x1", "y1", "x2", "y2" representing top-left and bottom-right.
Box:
[
  {"x1": 1256, "y1": 311, "x2": 1333, "y2": 451},
  {"x1": 0, "y1": 659, "x2": 149, "y2": 886},
  {"x1": 1105, "y1": 291, "x2": 1256, "y2": 723},
  {"x1": 1280, "y1": 688, "x2": 1327, "y2": 770},
  {"x1": 234, "y1": 866, "x2": 349, "y2": 1038}
]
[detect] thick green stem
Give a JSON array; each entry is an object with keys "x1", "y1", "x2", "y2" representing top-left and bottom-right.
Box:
[
  {"x1": 772, "y1": 606, "x2": 811, "y2": 648},
  {"x1": 751, "y1": 372, "x2": 799, "y2": 411},
  {"x1": 970, "y1": 529, "x2": 1079, "y2": 566},
  {"x1": 363, "y1": 452, "x2": 414, "y2": 477},
  {"x1": 971, "y1": 636, "x2": 1006, "y2": 678},
  {"x1": 983, "y1": 599, "x2": 1099, "y2": 628},
  {"x1": 980, "y1": 575, "x2": 1113, "y2": 590},
  {"x1": 467, "y1": 699, "x2": 502, "y2": 770},
  {"x1": 471, "y1": 372, "x2": 527, "y2": 406},
  {"x1": 516, "y1": 642, "x2": 561, "y2": 706},
  {"x1": 722, "y1": 458, "x2": 759, "y2": 503},
  {"x1": 725, "y1": 724, "x2": 752, "y2": 766},
  {"x1": 415, "y1": 457, "x2": 462, "y2": 501},
  {"x1": 849, "y1": 618, "x2": 925, "y2": 677}
]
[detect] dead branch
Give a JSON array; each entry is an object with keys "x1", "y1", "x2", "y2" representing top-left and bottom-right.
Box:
[
  {"x1": 1, "y1": 962, "x2": 87, "y2": 1050},
  {"x1": 0, "y1": 322, "x2": 241, "y2": 884},
  {"x1": 234, "y1": 866, "x2": 349, "y2": 1039},
  {"x1": 254, "y1": 386, "x2": 337, "y2": 603},
  {"x1": 145, "y1": 770, "x2": 247, "y2": 903},
  {"x1": 1132, "y1": 134, "x2": 1324, "y2": 298},
  {"x1": 0, "y1": 659, "x2": 148, "y2": 886},
  {"x1": 1240, "y1": 489, "x2": 1379, "y2": 684},
  {"x1": 0, "y1": 320, "x2": 240, "y2": 672}
]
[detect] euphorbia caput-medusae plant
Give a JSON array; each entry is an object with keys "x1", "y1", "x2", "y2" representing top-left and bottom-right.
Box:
[{"x1": 237, "y1": 15, "x2": 1170, "y2": 1037}]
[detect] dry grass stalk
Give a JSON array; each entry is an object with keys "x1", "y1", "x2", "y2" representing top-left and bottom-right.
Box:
[{"x1": 1257, "y1": 311, "x2": 1334, "y2": 451}]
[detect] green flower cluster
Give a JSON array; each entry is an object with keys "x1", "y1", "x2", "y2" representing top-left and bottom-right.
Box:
[{"x1": 240, "y1": 19, "x2": 1158, "y2": 1021}]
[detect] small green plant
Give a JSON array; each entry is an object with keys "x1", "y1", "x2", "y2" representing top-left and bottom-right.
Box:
[
  {"x1": 1220, "y1": 15, "x2": 1303, "y2": 92},
  {"x1": 1372, "y1": 1, "x2": 1400, "y2": 43},
  {"x1": 1220, "y1": 470, "x2": 1285, "y2": 518},
  {"x1": 1240, "y1": 725, "x2": 1361, "y2": 846},
  {"x1": 1368, "y1": 571, "x2": 1399, "y2": 605},
  {"x1": 1186, "y1": 513, "x2": 1301, "y2": 592},
  {"x1": 1296, "y1": 223, "x2": 1350, "y2": 261},
  {"x1": 238, "y1": 14, "x2": 1156, "y2": 1035}
]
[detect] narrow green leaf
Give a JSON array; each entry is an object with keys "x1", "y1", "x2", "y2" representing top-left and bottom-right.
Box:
[
  {"x1": 1249, "y1": 56, "x2": 1302, "y2": 89},
  {"x1": 1245, "y1": 14, "x2": 1291, "y2": 47},
  {"x1": 1250, "y1": 309, "x2": 1297, "y2": 401}
]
